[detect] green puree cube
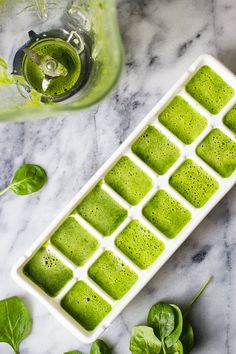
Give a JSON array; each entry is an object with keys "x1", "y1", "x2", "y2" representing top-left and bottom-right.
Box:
[
  {"x1": 196, "y1": 128, "x2": 236, "y2": 178},
  {"x1": 115, "y1": 220, "x2": 165, "y2": 269},
  {"x1": 23, "y1": 245, "x2": 73, "y2": 297},
  {"x1": 51, "y1": 216, "x2": 99, "y2": 266},
  {"x1": 186, "y1": 65, "x2": 234, "y2": 114},
  {"x1": 132, "y1": 126, "x2": 180, "y2": 174},
  {"x1": 170, "y1": 159, "x2": 219, "y2": 208},
  {"x1": 88, "y1": 251, "x2": 138, "y2": 300},
  {"x1": 61, "y1": 281, "x2": 111, "y2": 331},
  {"x1": 143, "y1": 190, "x2": 191, "y2": 239},
  {"x1": 77, "y1": 182, "x2": 127, "y2": 236},
  {"x1": 105, "y1": 156, "x2": 153, "y2": 205},
  {"x1": 159, "y1": 96, "x2": 207, "y2": 144},
  {"x1": 223, "y1": 104, "x2": 236, "y2": 134}
]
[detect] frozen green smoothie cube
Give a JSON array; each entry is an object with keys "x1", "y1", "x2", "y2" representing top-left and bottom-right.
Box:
[
  {"x1": 196, "y1": 128, "x2": 236, "y2": 178},
  {"x1": 115, "y1": 220, "x2": 165, "y2": 269},
  {"x1": 159, "y1": 96, "x2": 207, "y2": 144},
  {"x1": 77, "y1": 182, "x2": 127, "y2": 236},
  {"x1": 61, "y1": 281, "x2": 112, "y2": 331},
  {"x1": 23, "y1": 245, "x2": 73, "y2": 297},
  {"x1": 88, "y1": 251, "x2": 138, "y2": 300},
  {"x1": 143, "y1": 190, "x2": 191, "y2": 238},
  {"x1": 186, "y1": 65, "x2": 234, "y2": 114},
  {"x1": 132, "y1": 126, "x2": 180, "y2": 174},
  {"x1": 170, "y1": 159, "x2": 219, "y2": 208},
  {"x1": 223, "y1": 104, "x2": 236, "y2": 134},
  {"x1": 105, "y1": 156, "x2": 153, "y2": 205},
  {"x1": 51, "y1": 216, "x2": 99, "y2": 266}
]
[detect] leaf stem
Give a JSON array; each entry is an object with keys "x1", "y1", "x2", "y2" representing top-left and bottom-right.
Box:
[
  {"x1": 162, "y1": 339, "x2": 167, "y2": 354},
  {"x1": 0, "y1": 183, "x2": 11, "y2": 196},
  {"x1": 185, "y1": 276, "x2": 212, "y2": 317}
]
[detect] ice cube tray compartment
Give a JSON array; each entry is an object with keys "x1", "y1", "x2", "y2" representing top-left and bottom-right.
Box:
[{"x1": 12, "y1": 55, "x2": 236, "y2": 344}]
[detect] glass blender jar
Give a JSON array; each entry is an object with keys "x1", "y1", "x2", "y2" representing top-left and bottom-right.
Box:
[{"x1": 0, "y1": 0, "x2": 124, "y2": 121}]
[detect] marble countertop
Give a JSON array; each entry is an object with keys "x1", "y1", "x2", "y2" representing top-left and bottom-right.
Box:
[{"x1": 0, "y1": 0, "x2": 236, "y2": 353}]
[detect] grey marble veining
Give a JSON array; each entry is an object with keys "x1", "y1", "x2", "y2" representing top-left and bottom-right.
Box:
[{"x1": 0, "y1": 0, "x2": 236, "y2": 353}]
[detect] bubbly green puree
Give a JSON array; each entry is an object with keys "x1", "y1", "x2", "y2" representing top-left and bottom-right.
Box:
[
  {"x1": 88, "y1": 251, "x2": 138, "y2": 300},
  {"x1": 143, "y1": 190, "x2": 191, "y2": 238},
  {"x1": 51, "y1": 216, "x2": 99, "y2": 266},
  {"x1": 196, "y1": 128, "x2": 236, "y2": 178},
  {"x1": 132, "y1": 126, "x2": 180, "y2": 174},
  {"x1": 61, "y1": 281, "x2": 112, "y2": 331},
  {"x1": 186, "y1": 65, "x2": 234, "y2": 114},
  {"x1": 23, "y1": 245, "x2": 73, "y2": 297},
  {"x1": 105, "y1": 156, "x2": 153, "y2": 205},
  {"x1": 224, "y1": 104, "x2": 236, "y2": 134},
  {"x1": 77, "y1": 182, "x2": 127, "y2": 236},
  {"x1": 115, "y1": 220, "x2": 165, "y2": 269},
  {"x1": 170, "y1": 159, "x2": 219, "y2": 208}
]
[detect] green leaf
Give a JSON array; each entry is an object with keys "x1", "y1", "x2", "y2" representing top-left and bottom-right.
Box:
[
  {"x1": 165, "y1": 340, "x2": 183, "y2": 354},
  {"x1": 0, "y1": 164, "x2": 47, "y2": 197},
  {"x1": 147, "y1": 303, "x2": 175, "y2": 341},
  {"x1": 0, "y1": 296, "x2": 32, "y2": 354},
  {"x1": 180, "y1": 321, "x2": 194, "y2": 354},
  {"x1": 90, "y1": 339, "x2": 111, "y2": 354},
  {"x1": 130, "y1": 325, "x2": 162, "y2": 354},
  {"x1": 165, "y1": 305, "x2": 183, "y2": 348}
]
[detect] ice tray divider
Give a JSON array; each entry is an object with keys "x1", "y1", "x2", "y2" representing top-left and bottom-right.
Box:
[
  {"x1": 126, "y1": 149, "x2": 159, "y2": 182},
  {"x1": 216, "y1": 121, "x2": 236, "y2": 141},
  {"x1": 191, "y1": 154, "x2": 223, "y2": 182},
  {"x1": 151, "y1": 119, "x2": 185, "y2": 151},
  {"x1": 101, "y1": 182, "x2": 131, "y2": 210},
  {"x1": 82, "y1": 275, "x2": 116, "y2": 305},
  {"x1": 73, "y1": 213, "x2": 104, "y2": 243},
  {"x1": 108, "y1": 245, "x2": 144, "y2": 275},
  {"x1": 180, "y1": 89, "x2": 213, "y2": 121},
  {"x1": 137, "y1": 214, "x2": 171, "y2": 245},
  {"x1": 47, "y1": 243, "x2": 77, "y2": 272},
  {"x1": 181, "y1": 88, "x2": 236, "y2": 137}
]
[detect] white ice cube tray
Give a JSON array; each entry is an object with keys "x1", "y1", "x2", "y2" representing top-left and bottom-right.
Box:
[{"x1": 12, "y1": 54, "x2": 236, "y2": 344}]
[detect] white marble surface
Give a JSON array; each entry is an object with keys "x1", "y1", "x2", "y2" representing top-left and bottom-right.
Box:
[{"x1": 0, "y1": 0, "x2": 236, "y2": 353}]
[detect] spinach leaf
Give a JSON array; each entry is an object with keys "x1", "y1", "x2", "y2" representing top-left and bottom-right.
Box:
[
  {"x1": 180, "y1": 321, "x2": 194, "y2": 354},
  {"x1": 130, "y1": 325, "x2": 162, "y2": 354},
  {"x1": 165, "y1": 305, "x2": 183, "y2": 348},
  {"x1": 0, "y1": 164, "x2": 47, "y2": 197},
  {"x1": 147, "y1": 303, "x2": 175, "y2": 341},
  {"x1": 90, "y1": 339, "x2": 111, "y2": 354},
  {"x1": 0, "y1": 296, "x2": 32, "y2": 354},
  {"x1": 165, "y1": 340, "x2": 183, "y2": 354}
]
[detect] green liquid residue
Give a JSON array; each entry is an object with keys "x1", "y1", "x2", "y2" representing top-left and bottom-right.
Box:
[
  {"x1": 0, "y1": 58, "x2": 14, "y2": 84},
  {"x1": 23, "y1": 38, "x2": 81, "y2": 96},
  {"x1": 0, "y1": 56, "x2": 42, "y2": 108}
]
